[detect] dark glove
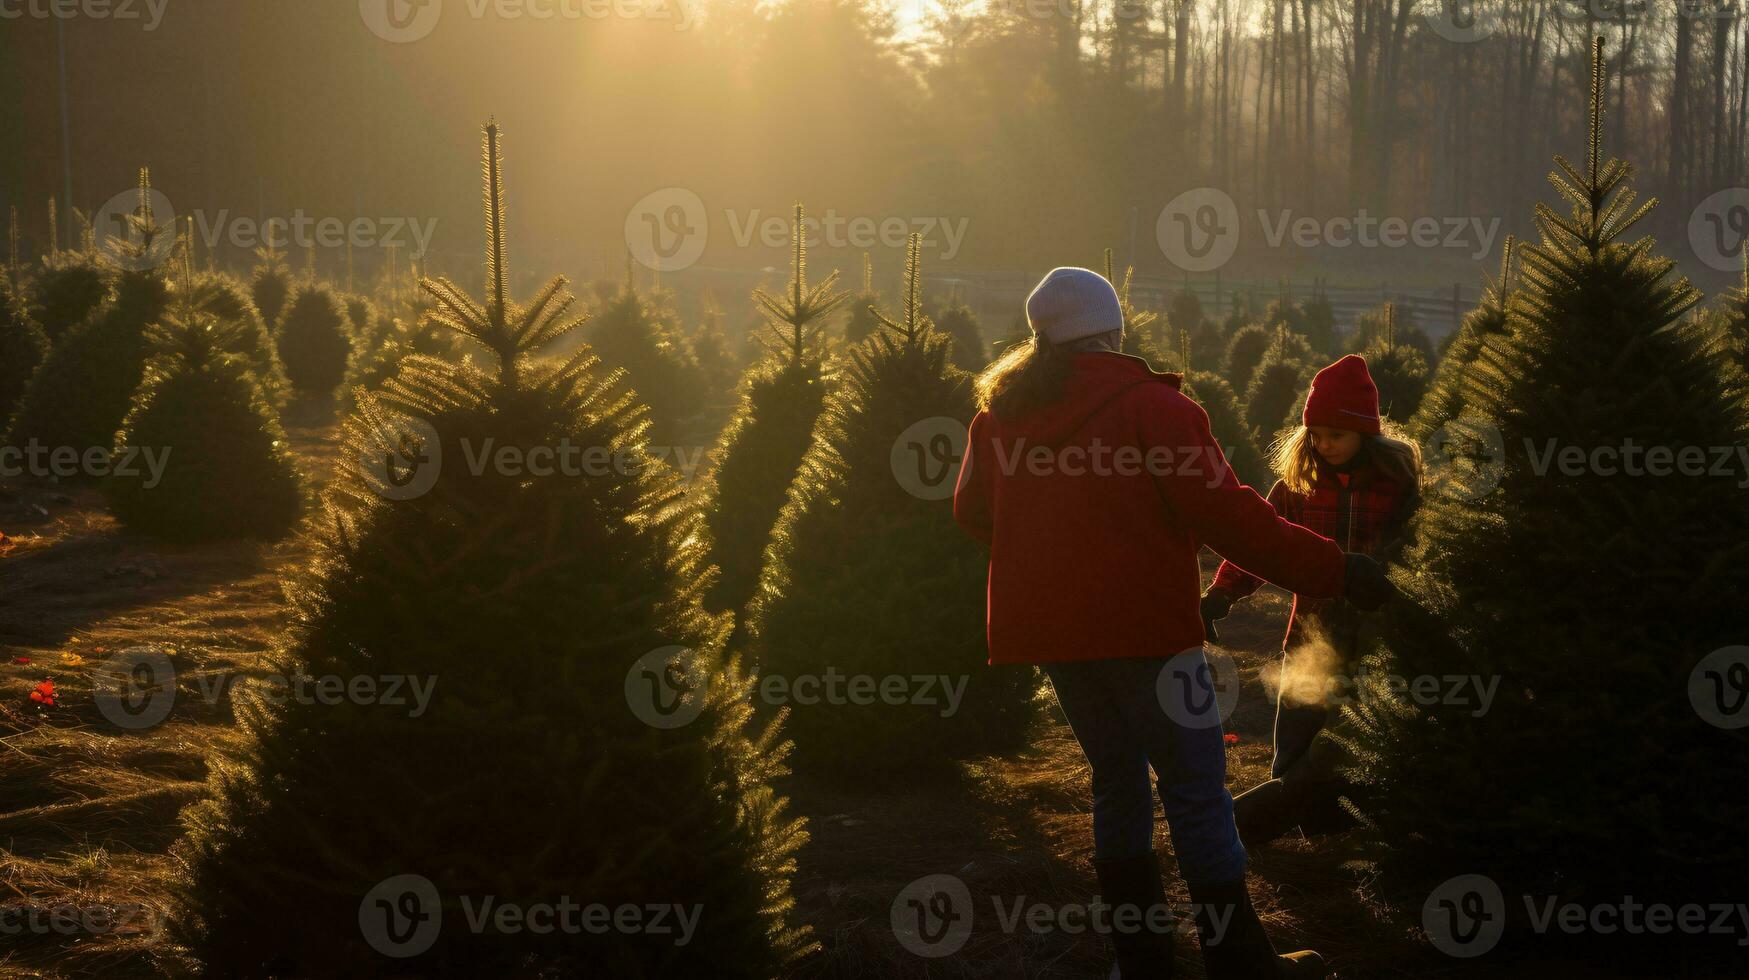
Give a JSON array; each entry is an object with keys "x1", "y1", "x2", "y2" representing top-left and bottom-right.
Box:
[
  {"x1": 1343, "y1": 553, "x2": 1398, "y2": 611},
  {"x1": 1199, "y1": 591, "x2": 1233, "y2": 643}
]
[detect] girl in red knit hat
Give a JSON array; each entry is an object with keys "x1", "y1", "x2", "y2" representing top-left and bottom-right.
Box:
[{"x1": 1199, "y1": 353, "x2": 1422, "y2": 846}]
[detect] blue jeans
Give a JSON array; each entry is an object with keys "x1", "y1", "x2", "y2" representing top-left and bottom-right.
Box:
[{"x1": 1044, "y1": 652, "x2": 1248, "y2": 884}]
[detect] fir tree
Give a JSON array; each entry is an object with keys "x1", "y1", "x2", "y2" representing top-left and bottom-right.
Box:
[
  {"x1": 841, "y1": 251, "x2": 882, "y2": 345},
  {"x1": 6, "y1": 172, "x2": 171, "y2": 468},
  {"x1": 1345, "y1": 303, "x2": 1433, "y2": 359},
  {"x1": 178, "y1": 271, "x2": 292, "y2": 411},
  {"x1": 701, "y1": 204, "x2": 844, "y2": 619},
  {"x1": 1299, "y1": 289, "x2": 1337, "y2": 354},
  {"x1": 1412, "y1": 238, "x2": 1517, "y2": 440},
  {"x1": 1359, "y1": 304, "x2": 1431, "y2": 420},
  {"x1": 584, "y1": 258, "x2": 707, "y2": 446},
  {"x1": 1344, "y1": 38, "x2": 1749, "y2": 919},
  {"x1": 1167, "y1": 287, "x2": 1204, "y2": 336},
  {"x1": 1104, "y1": 249, "x2": 1170, "y2": 370},
  {"x1": 743, "y1": 236, "x2": 1039, "y2": 779},
  {"x1": 275, "y1": 281, "x2": 354, "y2": 393},
  {"x1": 0, "y1": 274, "x2": 49, "y2": 428},
  {"x1": 171, "y1": 122, "x2": 812, "y2": 977},
  {"x1": 1701, "y1": 245, "x2": 1749, "y2": 382},
  {"x1": 26, "y1": 256, "x2": 109, "y2": 343},
  {"x1": 690, "y1": 289, "x2": 742, "y2": 405},
  {"x1": 1242, "y1": 328, "x2": 1312, "y2": 449},
  {"x1": 104, "y1": 289, "x2": 303, "y2": 540},
  {"x1": 250, "y1": 246, "x2": 292, "y2": 327},
  {"x1": 934, "y1": 291, "x2": 987, "y2": 371},
  {"x1": 1226, "y1": 321, "x2": 1312, "y2": 394},
  {"x1": 344, "y1": 293, "x2": 378, "y2": 337},
  {"x1": 1174, "y1": 331, "x2": 1266, "y2": 488}
]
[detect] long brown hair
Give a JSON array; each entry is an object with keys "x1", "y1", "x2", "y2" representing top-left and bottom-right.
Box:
[
  {"x1": 973, "y1": 335, "x2": 1078, "y2": 420},
  {"x1": 1267, "y1": 420, "x2": 1424, "y2": 495}
]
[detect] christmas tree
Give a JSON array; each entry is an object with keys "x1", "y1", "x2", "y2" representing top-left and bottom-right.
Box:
[
  {"x1": 1359, "y1": 304, "x2": 1430, "y2": 420},
  {"x1": 1224, "y1": 322, "x2": 1273, "y2": 392},
  {"x1": 584, "y1": 257, "x2": 706, "y2": 447},
  {"x1": 934, "y1": 291, "x2": 987, "y2": 371},
  {"x1": 1412, "y1": 237, "x2": 1517, "y2": 439},
  {"x1": 742, "y1": 235, "x2": 1039, "y2": 779},
  {"x1": 249, "y1": 246, "x2": 292, "y2": 327},
  {"x1": 690, "y1": 289, "x2": 743, "y2": 407},
  {"x1": 1344, "y1": 38, "x2": 1749, "y2": 918},
  {"x1": 104, "y1": 286, "x2": 303, "y2": 541},
  {"x1": 701, "y1": 204, "x2": 844, "y2": 619},
  {"x1": 6, "y1": 171, "x2": 170, "y2": 469},
  {"x1": 25, "y1": 253, "x2": 109, "y2": 342},
  {"x1": 1104, "y1": 249, "x2": 1170, "y2": 370},
  {"x1": 1174, "y1": 330, "x2": 1266, "y2": 488},
  {"x1": 1241, "y1": 328, "x2": 1312, "y2": 449},
  {"x1": 179, "y1": 271, "x2": 291, "y2": 411},
  {"x1": 841, "y1": 251, "x2": 881, "y2": 345},
  {"x1": 171, "y1": 122, "x2": 812, "y2": 977},
  {"x1": 1299, "y1": 288, "x2": 1337, "y2": 354},
  {"x1": 275, "y1": 281, "x2": 354, "y2": 393},
  {"x1": 1345, "y1": 303, "x2": 1433, "y2": 359},
  {"x1": 0, "y1": 274, "x2": 49, "y2": 428}
]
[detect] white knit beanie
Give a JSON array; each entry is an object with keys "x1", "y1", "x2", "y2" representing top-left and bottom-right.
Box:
[{"x1": 1025, "y1": 267, "x2": 1125, "y2": 346}]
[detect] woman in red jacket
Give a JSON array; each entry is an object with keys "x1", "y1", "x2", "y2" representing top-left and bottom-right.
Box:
[{"x1": 952, "y1": 268, "x2": 1393, "y2": 980}]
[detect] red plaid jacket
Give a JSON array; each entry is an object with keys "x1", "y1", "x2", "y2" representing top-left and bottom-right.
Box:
[{"x1": 1209, "y1": 460, "x2": 1418, "y2": 651}]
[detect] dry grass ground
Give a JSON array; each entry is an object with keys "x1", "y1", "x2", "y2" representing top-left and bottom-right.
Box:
[{"x1": 0, "y1": 401, "x2": 1704, "y2": 977}]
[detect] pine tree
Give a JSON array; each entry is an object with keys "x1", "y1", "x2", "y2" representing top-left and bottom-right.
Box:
[
  {"x1": 275, "y1": 281, "x2": 354, "y2": 393},
  {"x1": 1173, "y1": 331, "x2": 1266, "y2": 488},
  {"x1": 344, "y1": 293, "x2": 378, "y2": 337},
  {"x1": 178, "y1": 271, "x2": 292, "y2": 411},
  {"x1": 26, "y1": 255, "x2": 110, "y2": 342},
  {"x1": 934, "y1": 291, "x2": 986, "y2": 371},
  {"x1": 1359, "y1": 304, "x2": 1431, "y2": 420},
  {"x1": 841, "y1": 251, "x2": 882, "y2": 345},
  {"x1": 1167, "y1": 287, "x2": 1204, "y2": 336},
  {"x1": 1345, "y1": 303, "x2": 1433, "y2": 359},
  {"x1": 1242, "y1": 328, "x2": 1312, "y2": 449},
  {"x1": 0, "y1": 274, "x2": 49, "y2": 428},
  {"x1": 6, "y1": 172, "x2": 171, "y2": 469},
  {"x1": 1227, "y1": 321, "x2": 1312, "y2": 395},
  {"x1": 250, "y1": 246, "x2": 292, "y2": 327},
  {"x1": 743, "y1": 236, "x2": 1039, "y2": 779},
  {"x1": 1104, "y1": 249, "x2": 1170, "y2": 370},
  {"x1": 104, "y1": 288, "x2": 303, "y2": 540},
  {"x1": 1299, "y1": 289, "x2": 1337, "y2": 354},
  {"x1": 690, "y1": 289, "x2": 742, "y2": 406},
  {"x1": 701, "y1": 204, "x2": 844, "y2": 620},
  {"x1": 1344, "y1": 38, "x2": 1749, "y2": 915},
  {"x1": 1701, "y1": 246, "x2": 1749, "y2": 382},
  {"x1": 1413, "y1": 238, "x2": 1517, "y2": 439},
  {"x1": 171, "y1": 122, "x2": 812, "y2": 977},
  {"x1": 584, "y1": 258, "x2": 707, "y2": 446}
]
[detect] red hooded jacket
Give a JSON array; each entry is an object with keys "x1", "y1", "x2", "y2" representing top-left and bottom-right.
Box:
[{"x1": 952, "y1": 351, "x2": 1347, "y2": 665}]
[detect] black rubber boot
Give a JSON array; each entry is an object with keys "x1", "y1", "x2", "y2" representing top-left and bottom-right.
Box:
[
  {"x1": 1186, "y1": 878, "x2": 1325, "y2": 980},
  {"x1": 1231, "y1": 777, "x2": 1302, "y2": 847},
  {"x1": 1093, "y1": 853, "x2": 1175, "y2": 979}
]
